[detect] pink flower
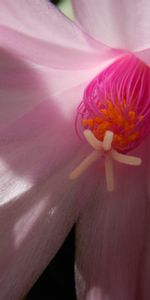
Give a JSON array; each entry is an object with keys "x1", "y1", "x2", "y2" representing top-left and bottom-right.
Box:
[{"x1": 0, "y1": 0, "x2": 150, "y2": 299}]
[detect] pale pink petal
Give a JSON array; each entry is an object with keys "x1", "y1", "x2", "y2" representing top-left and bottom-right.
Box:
[
  {"x1": 134, "y1": 47, "x2": 150, "y2": 66},
  {"x1": 0, "y1": 49, "x2": 52, "y2": 129},
  {"x1": 0, "y1": 173, "x2": 81, "y2": 299},
  {"x1": 1, "y1": 47, "x2": 114, "y2": 128},
  {"x1": 0, "y1": 80, "x2": 88, "y2": 299},
  {"x1": 72, "y1": 0, "x2": 150, "y2": 52},
  {"x1": 75, "y1": 142, "x2": 148, "y2": 300},
  {"x1": 0, "y1": 0, "x2": 116, "y2": 69},
  {"x1": 139, "y1": 137, "x2": 150, "y2": 300},
  {"x1": 0, "y1": 50, "x2": 97, "y2": 298},
  {"x1": 139, "y1": 217, "x2": 150, "y2": 300}
]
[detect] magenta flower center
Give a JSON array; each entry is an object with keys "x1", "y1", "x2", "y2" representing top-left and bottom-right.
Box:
[{"x1": 76, "y1": 54, "x2": 150, "y2": 153}]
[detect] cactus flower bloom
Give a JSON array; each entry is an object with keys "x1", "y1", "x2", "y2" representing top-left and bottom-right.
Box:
[{"x1": 0, "y1": 0, "x2": 150, "y2": 299}]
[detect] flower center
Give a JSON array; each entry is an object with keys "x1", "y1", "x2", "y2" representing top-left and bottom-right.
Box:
[
  {"x1": 76, "y1": 53, "x2": 150, "y2": 153},
  {"x1": 82, "y1": 100, "x2": 142, "y2": 152},
  {"x1": 69, "y1": 54, "x2": 150, "y2": 191}
]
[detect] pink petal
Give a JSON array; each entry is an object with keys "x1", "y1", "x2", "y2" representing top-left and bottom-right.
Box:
[
  {"x1": 75, "y1": 143, "x2": 148, "y2": 300},
  {"x1": 0, "y1": 0, "x2": 115, "y2": 70},
  {"x1": 0, "y1": 29, "x2": 124, "y2": 298},
  {"x1": 134, "y1": 47, "x2": 150, "y2": 66},
  {"x1": 0, "y1": 47, "x2": 109, "y2": 128},
  {"x1": 0, "y1": 49, "x2": 51, "y2": 128},
  {"x1": 72, "y1": 0, "x2": 150, "y2": 53},
  {"x1": 0, "y1": 83, "x2": 86, "y2": 298},
  {"x1": 0, "y1": 50, "x2": 96, "y2": 298},
  {"x1": 138, "y1": 137, "x2": 150, "y2": 300},
  {"x1": 139, "y1": 219, "x2": 150, "y2": 300}
]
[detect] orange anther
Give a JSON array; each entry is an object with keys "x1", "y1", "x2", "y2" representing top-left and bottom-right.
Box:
[
  {"x1": 127, "y1": 132, "x2": 139, "y2": 142},
  {"x1": 100, "y1": 108, "x2": 107, "y2": 116},
  {"x1": 98, "y1": 121, "x2": 110, "y2": 131},
  {"x1": 94, "y1": 116, "x2": 103, "y2": 124},
  {"x1": 128, "y1": 111, "x2": 136, "y2": 122},
  {"x1": 82, "y1": 97, "x2": 141, "y2": 152},
  {"x1": 83, "y1": 119, "x2": 94, "y2": 128}
]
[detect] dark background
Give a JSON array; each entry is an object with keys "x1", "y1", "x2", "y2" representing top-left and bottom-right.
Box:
[
  {"x1": 26, "y1": 228, "x2": 76, "y2": 299},
  {"x1": 26, "y1": 1, "x2": 76, "y2": 299}
]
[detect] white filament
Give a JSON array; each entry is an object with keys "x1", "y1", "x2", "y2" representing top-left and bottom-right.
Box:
[
  {"x1": 111, "y1": 149, "x2": 142, "y2": 166},
  {"x1": 69, "y1": 150, "x2": 100, "y2": 180},
  {"x1": 105, "y1": 155, "x2": 114, "y2": 192},
  {"x1": 102, "y1": 130, "x2": 114, "y2": 151},
  {"x1": 69, "y1": 130, "x2": 142, "y2": 192},
  {"x1": 84, "y1": 130, "x2": 102, "y2": 150}
]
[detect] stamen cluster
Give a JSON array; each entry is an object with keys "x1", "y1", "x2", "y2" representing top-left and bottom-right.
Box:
[
  {"x1": 70, "y1": 130, "x2": 141, "y2": 191},
  {"x1": 76, "y1": 54, "x2": 150, "y2": 153},
  {"x1": 70, "y1": 54, "x2": 150, "y2": 191}
]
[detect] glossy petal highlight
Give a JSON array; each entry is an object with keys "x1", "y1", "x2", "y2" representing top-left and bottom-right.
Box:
[{"x1": 0, "y1": 52, "x2": 88, "y2": 298}]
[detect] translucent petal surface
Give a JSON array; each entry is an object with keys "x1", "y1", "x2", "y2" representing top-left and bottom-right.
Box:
[
  {"x1": 0, "y1": 50, "x2": 94, "y2": 298},
  {"x1": 72, "y1": 0, "x2": 150, "y2": 52},
  {"x1": 0, "y1": 48, "x2": 111, "y2": 128},
  {"x1": 135, "y1": 47, "x2": 150, "y2": 66},
  {"x1": 75, "y1": 143, "x2": 149, "y2": 300},
  {"x1": 0, "y1": 0, "x2": 115, "y2": 69},
  {"x1": 0, "y1": 85, "x2": 85, "y2": 299}
]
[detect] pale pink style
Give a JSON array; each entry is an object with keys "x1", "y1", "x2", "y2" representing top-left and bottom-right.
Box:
[{"x1": 0, "y1": 1, "x2": 150, "y2": 300}]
